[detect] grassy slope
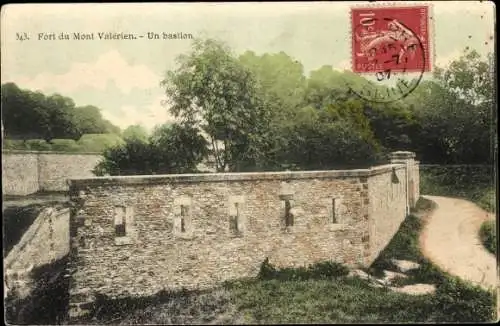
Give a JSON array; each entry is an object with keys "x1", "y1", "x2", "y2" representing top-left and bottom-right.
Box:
[
  {"x1": 79, "y1": 197, "x2": 496, "y2": 324},
  {"x1": 420, "y1": 167, "x2": 496, "y2": 213},
  {"x1": 480, "y1": 220, "x2": 497, "y2": 255}
]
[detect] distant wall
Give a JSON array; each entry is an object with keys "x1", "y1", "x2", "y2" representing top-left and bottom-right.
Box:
[
  {"x1": 2, "y1": 152, "x2": 39, "y2": 195},
  {"x1": 38, "y1": 153, "x2": 103, "y2": 192},
  {"x1": 2, "y1": 151, "x2": 102, "y2": 195}
]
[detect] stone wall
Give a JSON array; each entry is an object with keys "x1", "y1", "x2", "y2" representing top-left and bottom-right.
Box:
[
  {"x1": 367, "y1": 166, "x2": 407, "y2": 264},
  {"x1": 67, "y1": 153, "x2": 419, "y2": 318},
  {"x1": 38, "y1": 153, "x2": 103, "y2": 192},
  {"x1": 4, "y1": 207, "x2": 70, "y2": 299},
  {"x1": 2, "y1": 152, "x2": 39, "y2": 196},
  {"x1": 2, "y1": 151, "x2": 102, "y2": 195}
]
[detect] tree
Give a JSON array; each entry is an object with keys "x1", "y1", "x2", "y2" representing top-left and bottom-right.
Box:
[
  {"x1": 1, "y1": 83, "x2": 121, "y2": 141},
  {"x1": 239, "y1": 50, "x2": 306, "y2": 117},
  {"x1": 161, "y1": 38, "x2": 273, "y2": 172},
  {"x1": 93, "y1": 138, "x2": 154, "y2": 176},
  {"x1": 303, "y1": 66, "x2": 366, "y2": 109},
  {"x1": 122, "y1": 124, "x2": 149, "y2": 142},
  {"x1": 363, "y1": 102, "x2": 418, "y2": 153},
  {"x1": 404, "y1": 49, "x2": 494, "y2": 164},
  {"x1": 275, "y1": 105, "x2": 381, "y2": 170},
  {"x1": 94, "y1": 123, "x2": 208, "y2": 176},
  {"x1": 77, "y1": 134, "x2": 125, "y2": 153}
]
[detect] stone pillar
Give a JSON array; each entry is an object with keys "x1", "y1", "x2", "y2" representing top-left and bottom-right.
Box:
[
  {"x1": 67, "y1": 188, "x2": 95, "y2": 321},
  {"x1": 389, "y1": 151, "x2": 419, "y2": 211}
]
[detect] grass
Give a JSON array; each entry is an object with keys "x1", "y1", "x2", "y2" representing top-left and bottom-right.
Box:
[{"x1": 480, "y1": 220, "x2": 497, "y2": 255}]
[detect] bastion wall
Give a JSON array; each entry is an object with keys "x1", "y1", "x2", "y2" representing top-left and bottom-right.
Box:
[{"x1": 66, "y1": 152, "x2": 419, "y2": 318}]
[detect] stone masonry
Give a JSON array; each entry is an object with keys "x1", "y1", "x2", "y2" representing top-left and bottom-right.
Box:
[{"x1": 67, "y1": 151, "x2": 419, "y2": 319}]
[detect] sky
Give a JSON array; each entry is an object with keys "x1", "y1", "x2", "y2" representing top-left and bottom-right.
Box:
[{"x1": 1, "y1": 1, "x2": 495, "y2": 131}]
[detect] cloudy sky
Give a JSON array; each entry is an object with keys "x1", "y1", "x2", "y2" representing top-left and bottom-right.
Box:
[{"x1": 1, "y1": 1, "x2": 495, "y2": 131}]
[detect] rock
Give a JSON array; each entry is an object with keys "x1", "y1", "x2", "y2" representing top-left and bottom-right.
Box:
[
  {"x1": 389, "y1": 283, "x2": 436, "y2": 295},
  {"x1": 348, "y1": 269, "x2": 370, "y2": 280},
  {"x1": 391, "y1": 259, "x2": 420, "y2": 273},
  {"x1": 383, "y1": 270, "x2": 407, "y2": 283},
  {"x1": 349, "y1": 269, "x2": 388, "y2": 287},
  {"x1": 370, "y1": 282, "x2": 385, "y2": 288}
]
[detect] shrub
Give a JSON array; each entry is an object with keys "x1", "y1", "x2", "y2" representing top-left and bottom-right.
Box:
[
  {"x1": 50, "y1": 139, "x2": 81, "y2": 152},
  {"x1": 420, "y1": 165, "x2": 495, "y2": 212},
  {"x1": 24, "y1": 139, "x2": 52, "y2": 151},
  {"x1": 477, "y1": 189, "x2": 496, "y2": 213},
  {"x1": 258, "y1": 258, "x2": 349, "y2": 281},
  {"x1": 2, "y1": 139, "x2": 28, "y2": 150},
  {"x1": 479, "y1": 220, "x2": 496, "y2": 255},
  {"x1": 77, "y1": 133, "x2": 125, "y2": 153}
]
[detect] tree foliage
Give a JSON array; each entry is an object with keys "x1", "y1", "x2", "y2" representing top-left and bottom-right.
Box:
[
  {"x1": 161, "y1": 39, "x2": 273, "y2": 172},
  {"x1": 405, "y1": 49, "x2": 494, "y2": 163},
  {"x1": 122, "y1": 124, "x2": 149, "y2": 142},
  {"x1": 4, "y1": 43, "x2": 492, "y2": 171},
  {"x1": 1, "y1": 83, "x2": 121, "y2": 141},
  {"x1": 94, "y1": 123, "x2": 208, "y2": 176}
]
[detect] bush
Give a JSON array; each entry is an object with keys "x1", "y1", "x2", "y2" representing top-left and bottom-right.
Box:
[
  {"x1": 479, "y1": 220, "x2": 496, "y2": 255},
  {"x1": 420, "y1": 165, "x2": 495, "y2": 212},
  {"x1": 2, "y1": 139, "x2": 28, "y2": 150},
  {"x1": 258, "y1": 258, "x2": 349, "y2": 281},
  {"x1": 77, "y1": 133, "x2": 125, "y2": 153},
  {"x1": 24, "y1": 139, "x2": 52, "y2": 151},
  {"x1": 50, "y1": 139, "x2": 81, "y2": 152},
  {"x1": 94, "y1": 124, "x2": 208, "y2": 176}
]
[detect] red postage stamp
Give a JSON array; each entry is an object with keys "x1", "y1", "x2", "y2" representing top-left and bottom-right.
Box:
[{"x1": 351, "y1": 5, "x2": 431, "y2": 74}]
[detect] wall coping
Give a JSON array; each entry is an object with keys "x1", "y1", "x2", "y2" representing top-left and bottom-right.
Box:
[
  {"x1": 69, "y1": 163, "x2": 406, "y2": 187},
  {"x1": 2, "y1": 150, "x2": 103, "y2": 155}
]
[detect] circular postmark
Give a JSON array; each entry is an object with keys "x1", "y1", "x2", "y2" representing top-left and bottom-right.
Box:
[{"x1": 348, "y1": 16, "x2": 427, "y2": 103}]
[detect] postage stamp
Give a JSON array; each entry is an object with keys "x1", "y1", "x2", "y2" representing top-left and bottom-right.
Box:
[
  {"x1": 348, "y1": 4, "x2": 433, "y2": 103},
  {"x1": 351, "y1": 5, "x2": 431, "y2": 74}
]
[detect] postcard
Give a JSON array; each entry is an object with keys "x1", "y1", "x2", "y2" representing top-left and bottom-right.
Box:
[{"x1": 2, "y1": 2, "x2": 497, "y2": 324}]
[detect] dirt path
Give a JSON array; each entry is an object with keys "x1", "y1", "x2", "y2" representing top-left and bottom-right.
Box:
[{"x1": 420, "y1": 195, "x2": 497, "y2": 290}]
